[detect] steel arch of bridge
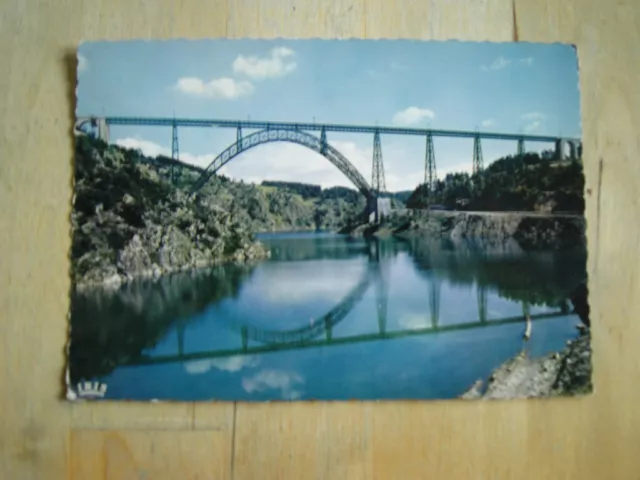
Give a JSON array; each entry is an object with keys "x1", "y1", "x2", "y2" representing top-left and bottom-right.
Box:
[
  {"x1": 224, "y1": 264, "x2": 374, "y2": 346},
  {"x1": 190, "y1": 128, "x2": 374, "y2": 200}
]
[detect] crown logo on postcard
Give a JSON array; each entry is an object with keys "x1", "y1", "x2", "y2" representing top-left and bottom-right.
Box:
[{"x1": 76, "y1": 381, "x2": 108, "y2": 399}]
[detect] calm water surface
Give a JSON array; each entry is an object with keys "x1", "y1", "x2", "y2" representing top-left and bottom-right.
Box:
[{"x1": 69, "y1": 232, "x2": 587, "y2": 401}]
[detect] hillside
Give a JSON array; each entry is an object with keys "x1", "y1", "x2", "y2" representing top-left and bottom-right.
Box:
[
  {"x1": 110, "y1": 145, "x2": 380, "y2": 233},
  {"x1": 406, "y1": 150, "x2": 586, "y2": 214},
  {"x1": 71, "y1": 136, "x2": 376, "y2": 287},
  {"x1": 128, "y1": 152, "x2": 412, "y2": 233},
  {"x1": 71, "y1": 136, "x2": 270, "y2": 289}
]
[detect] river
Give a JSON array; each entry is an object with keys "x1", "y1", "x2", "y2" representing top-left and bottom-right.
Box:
[{"x1": 68, "y1": 231, "x2": 587, "y2": 401}]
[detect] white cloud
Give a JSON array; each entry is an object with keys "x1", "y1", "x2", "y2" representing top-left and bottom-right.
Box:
[
  {"x1": 392, "y1": 107, "x2": 435, "y2": 126},
  {"x1": 114, "y1": 137, "x2": 214, "y2": 168},
  {"x1": 221, "y1": 139, "x2": 373, "y2": 190},
  {"x1": 116, "y1": 137, "x2": 167, "y2": 157},
  {"x1": 256, "y1": 264, "x2": 366, "y2": 305},
  {"x1": 521, "y1": 112, "x2": 545, "y2": 133},
  {"x1": 482, "y1": 56, "x2": 511, "y2": 71},
  {"x1": 398, "y1": 313, "x2": 433, "y2": 330},
  {"x1": 480, "y1": 119, "x2": 495, "y2": 128},
  {"x1": 232, "y1": 46, "x2": 297, "y2": 80},
  {"x1": 175, "y1": 76, "x2": 254, "y2": 100},
  {"x1": 184, "y1": 356, "x2": 260, "y2": 375},
  {"x1": 482, "y1": 56, "x2": 532, "y2": 71},
  {"x1": 521, "y1": 112, "x2": 545, "y2": 120},
  {"x1": 524, "y1": 121, "x2": 541, "y2": 133},
  {"x1": 77, "y1": 54, "x2": 87, "y2": 72},
  {"x1": 242, "y1": 369, "x2": 305, "y2": 400},
  {"x1": 385, "y1": 170, "x2": 424, "y2": 192}
]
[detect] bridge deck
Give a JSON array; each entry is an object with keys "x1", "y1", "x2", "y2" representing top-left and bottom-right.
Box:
[
  {"x1": 122, "y1": 310, "x2": 568, "y2": 367},
  {"x1": 79, "y1": 116, "x2": 581, "y2": 143}
]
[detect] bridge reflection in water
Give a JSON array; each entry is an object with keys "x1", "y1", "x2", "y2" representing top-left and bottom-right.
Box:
[
  {"x1": 118, "y1": 237, "x2": 572, "y2": 370},
  {"x1": 68, "y1": 232, "x2": 586, "y2": 401}
]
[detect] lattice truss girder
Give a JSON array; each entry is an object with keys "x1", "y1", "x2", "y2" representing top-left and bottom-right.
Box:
[{"x1": 225, "y1": 265, "x2": 372, "y2": 345}]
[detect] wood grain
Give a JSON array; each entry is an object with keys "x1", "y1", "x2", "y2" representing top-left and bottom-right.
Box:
[
  {"x1": 70, "y1": 430, "x2": 231, "y2": 480},
  {"x1": 1, "y1": 0, "x2": 640, "y2": 478}
]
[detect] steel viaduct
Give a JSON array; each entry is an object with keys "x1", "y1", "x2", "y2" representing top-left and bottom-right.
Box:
[{"x1": 75, "y1": 115, "x2": 583, "y2": 222}]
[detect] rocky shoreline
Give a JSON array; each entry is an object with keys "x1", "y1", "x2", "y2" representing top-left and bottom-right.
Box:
[
  {"x1": 342, "y1": 210, "x2": 586, "y2": 250},
  {"x1": 74, "y1": 239, "x2": 270, "y2": 292},
  {"x1": 72, "y1": 188, "x2": 272, "y2": 291},
  {"x1": 461, "y1": 330, "x2": 592, "y2": 400},
  {"x1": 342, "y1": 209, "x2": 592, "y2": 400}
]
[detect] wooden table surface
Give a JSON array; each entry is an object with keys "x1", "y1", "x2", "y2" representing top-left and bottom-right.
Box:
[{"x1": 1, "y1": 1, "x2": 639, "y2": 478}]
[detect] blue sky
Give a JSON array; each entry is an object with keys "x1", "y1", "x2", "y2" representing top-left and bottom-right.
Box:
[{"x1": 77, "y1": 39, "x2": 581, "y2": 191}]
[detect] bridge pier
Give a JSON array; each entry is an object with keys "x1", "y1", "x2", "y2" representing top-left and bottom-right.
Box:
[
  {"x1": 430, "y1": 279, "x2": 441, "y2": 329},
  {"x1": 567, "y1": 140, "x2": 582, "y2": 161},
  {"x1": 477, "y1": 285, "x2": 487, "y2": 323},
  {"x1": 555, "y1": 138, "x2": 566, "y2": 160},
  {"x1": 367, "y1": 197, "x2": 392, "y2": 224},
  {"x1": 324, "y1": 318, "x2": 333, "y2": 341},
  {"x1": 422, "y1": 131, "x2": 437, "y2": 206},
  {"x1": 517, "y1": 137, "x2": 525, "y2": 158},
  {"x1": 241, "y1": 327, "x2": 248, "y2": 351},
  {"x1": 171, "y1": 121, "x2": 179, "y2": 184},
  {"x1": 370, "y1": 130, "x2": 387, "y2": 223},
  {"x1": 472, "y1": 133, "x2": 483, "y2": 174},
  {"x1": 95, "y1": 117, "x2": 110, "y2": 143},
  {"x1": 320, "y1": 126, "x2": 327, "y2": 155},
  {"x1": 372, "y1": 244, "x2": 389, "y2": 336}
]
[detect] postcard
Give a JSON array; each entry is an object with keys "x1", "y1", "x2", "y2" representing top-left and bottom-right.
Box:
[{"x1": 67, "y1": 39, "x2": 590, "y2": 402}]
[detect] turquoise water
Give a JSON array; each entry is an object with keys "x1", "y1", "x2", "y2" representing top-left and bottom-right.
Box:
[{"x1": 69, "y1": 232, "x2": 587, "y2": 401}]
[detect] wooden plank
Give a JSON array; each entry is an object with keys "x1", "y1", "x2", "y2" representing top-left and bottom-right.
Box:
[
  {"x1": 364, "y1": 0, "x2": 513, "y2": 41},
  {"x1": 70, "y1": 402, "x2": 235, "y2": 431},
  {"x1": 0, "y1": 1, "x2": 232, "y2": 479},
  {"x1": 227, "y1": 0, "x2": 366, "y2": 39},
  {"x1": 0, "y1": 1, "x2": 78, "y2": 478},
  {"x1": 233, "y1": 403, "x2": 374, "y2": 479},
  {"x1": 70, "y1": 430, "x2": 232, "y2": 480}
]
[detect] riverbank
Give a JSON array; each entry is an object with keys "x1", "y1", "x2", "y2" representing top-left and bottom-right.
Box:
[
  {"x1": 461, "y1": 330, "x2": 592, "y2": 399},
  {"x1": 69, "y1": 264, "x2": 257, "y2": 383},
  {"x1": 74, "y1": 238, "x2": 269, "y2": 292},
  {"x1": 342, "y1": 210, "x2": 586, "y2": 250},
  {"x1": 71, "y1": 136, "x2": 271, "y2": 291}
]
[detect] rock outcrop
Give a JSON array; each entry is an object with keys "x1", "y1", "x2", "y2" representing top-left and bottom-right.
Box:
[
  {"x1": 347, "y1": 210, "x2": 586, "y2": 251},
  {"x1": 71, "y1": 136, "x2": 270, "y2": 290},
  {"x1": 461, "y1": 332, "x2": 592, "y2": 400}
]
